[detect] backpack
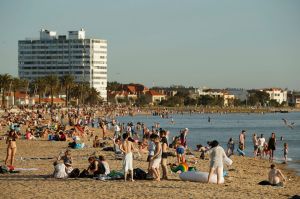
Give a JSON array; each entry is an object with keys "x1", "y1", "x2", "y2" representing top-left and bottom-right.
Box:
[
  {"x1": 69, "y1": 168, "x2": 80, "y2": 178},
  {"x1": 133, "y1": 168, "x2": 147, "y2": 180}
]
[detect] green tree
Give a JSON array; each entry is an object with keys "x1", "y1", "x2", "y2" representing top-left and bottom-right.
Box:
[
  {"x1": 247, "y1": 90, "x2": 269, "y2": 106},
  {"x1": 198, "y1": 95, "x2": 214, "y2": 106},
  {"x1": 60, "y1": 74, "x2": 75, "y2": 107},
  {"x1": 45, "y1": 75, "x2": 59, "y2": 106},
  {"x1": 269, "y1": 99, "x2": 280, "y2": 107},
  {"x1": 135, "y1": 94, "x2": 148, "y2": 106},
  {"x1": 184, "y1": 96, "x2": 197, "y2": 106},
  {"x1": 107, "y1": 81, "x2": 122, "y2": 91},
  {"x1": 31, "y1": 77, "x2": 47, "y2": 104},
  {"x1": 85, "y1": 87, "x2": 103, "y2": 105},
  {"x1": 0, "y1": 74, "x2": 13, "y2": 108}
]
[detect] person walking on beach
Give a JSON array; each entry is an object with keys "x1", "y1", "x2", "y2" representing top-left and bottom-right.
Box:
[
  {"x1": 160, "y1": 130, "x2": 169, "y2": 180},
  {"x1": 257, "y1": 134, "x2": 265, "y2": 158},
  {"x1": 239, "y1": 130, "x2": 246, "y2": 151},
  {"x1": 5, "y1": 130, "x2": 19, "y2": 166},
  {"x1": 268, "y1": 132, "x2": 276, "y2": 162},
  {"x1": 206, "y1": 140, "x2": 227, "y2": 184},
  {"x1": 252, "y1": 133, "x2": 258, "y2": 157},
  {"x1": 120, "y1": 133, "x2": 135, "y2": 182},
  {"x1": 150, "y1": 134, "x2": 162, "y2": 181},
  {"x1": 226, "y1": 138, "x2": 234, "y2": 157},
  {"x1": 283, "y1": 143, "x2": 288, "y2": 164}
]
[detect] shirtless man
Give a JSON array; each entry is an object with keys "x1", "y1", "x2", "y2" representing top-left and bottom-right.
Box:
[
  {"x1": 239, "y1": 130, "x2": 246, "y2": 151},
  {"x1": 269, "y1": 164, "x2": 286, "y2": 186},
  {"x1": 120, "y1": 133, "x2": 135, "y2": 182}
]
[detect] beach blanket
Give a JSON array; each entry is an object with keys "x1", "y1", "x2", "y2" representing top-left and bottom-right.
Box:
[{"x1": 14, "y1": 168, "x2": 39, "y2": 171}]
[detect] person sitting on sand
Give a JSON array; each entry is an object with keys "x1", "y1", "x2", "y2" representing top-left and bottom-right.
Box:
[
  {"x1": 93, "y1": 135, "x2": 100, "y2": 148},
  {"x1": 99, "y1": 155, "x2": 110, "y2": 175},
  {"x1": 269, "y1": 164, "x2": 286, "y2": 186},
  {"x1": 87, "y1": 156, "x2": 101, "y2": 177},
  {"x1": 120, "y1": 133, "x2": 135, "y2": 182},
  {"x1": 57, "y1": 150, "x2": 73, "y2": 174},
  {"x1": 59, "y1": 131, "x2": 66, "y2": 141}
]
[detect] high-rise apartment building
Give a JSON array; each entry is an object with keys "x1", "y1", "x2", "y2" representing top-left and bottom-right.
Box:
[{"x1": 18, "y1": 28, "x2": 107, "y2": 101}]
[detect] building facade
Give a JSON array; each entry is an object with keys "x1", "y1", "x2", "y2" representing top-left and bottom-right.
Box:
[
  {"x1": 264, "y1": 88, "x2": 287, "y2": 104},
  {"x1": 18, "y1": 29, "x2": 107, "y2": 101}
]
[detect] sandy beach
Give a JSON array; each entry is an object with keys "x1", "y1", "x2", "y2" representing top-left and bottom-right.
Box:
[{"x1": 1, "y1": 128, "x2": 299, "y2": 199}]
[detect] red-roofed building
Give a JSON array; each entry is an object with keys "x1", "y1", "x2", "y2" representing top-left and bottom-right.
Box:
[
  {"x1": 145, "y1": 90, "x2": 166, "y2": 105},
  {"x1": 108, "y1": 91, "x2": 137, "y2": 104},
  {"x1": 33, "y1": 97, "x2": 65, "y2": 106},
  {"x1": 121, "y1": 84, "x2": 149, "y2": 96}
]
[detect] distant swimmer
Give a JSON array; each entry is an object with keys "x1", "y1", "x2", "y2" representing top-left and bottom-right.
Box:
[
  {"x1": 208, "y1": 117, "x2": 211, "y2": 123},
  {"x1": 169, "y1": 117, "x2": 175, "y2": 124}
]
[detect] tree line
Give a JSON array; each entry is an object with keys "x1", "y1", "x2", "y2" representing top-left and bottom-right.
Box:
[{"x1": 0, "y1": 73, "x2": 103, "y2": 108}]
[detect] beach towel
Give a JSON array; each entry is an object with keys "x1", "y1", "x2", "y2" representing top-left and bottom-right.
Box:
[{"x1": 123, "y1": 152, "x2": 133, "y2": 172}]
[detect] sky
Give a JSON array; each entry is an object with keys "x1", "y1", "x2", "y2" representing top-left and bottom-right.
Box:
[{"x1": 0, "y1": 0, "x2": 299, "y2": 90}]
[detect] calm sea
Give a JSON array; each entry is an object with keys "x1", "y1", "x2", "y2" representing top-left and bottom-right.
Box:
[{"x1": 116, "y1": 111, "x2": 300, "y2": 175}]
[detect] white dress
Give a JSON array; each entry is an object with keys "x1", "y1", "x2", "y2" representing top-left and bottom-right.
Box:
[{"x1": 207, "y1": 146, "x2": 226, "y2": 169}]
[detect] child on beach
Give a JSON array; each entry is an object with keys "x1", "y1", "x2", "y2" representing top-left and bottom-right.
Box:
[
  {"x1": 226, "y1": 138, "x2": 234, "y2": 157},
  {"x1": 283, "y1": 143, "x2": 288, "y2": 164},
  {"x1": 175, "y1": 137, "x2": 186, "y2": 163}
]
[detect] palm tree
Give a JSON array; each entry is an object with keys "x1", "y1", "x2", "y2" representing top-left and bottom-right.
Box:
[
  {"x1": 70, "y1": 82, "x2": 90, "y2": 105},
  {"x1": 11, "y1": 77, "x2": 21, "y2": 106},
  {"x1": 85, "y1": 87, "x2": 103, "y2": 105},
  {"x1": 60, "y1": 74, "x2": 75, "y2": 107},
  {"x1": 45, "y1": 75, "x2": 59, "y2": 106},
  {"x1": 32, "y1": 77, "x2": 47, "y2": 104},
  {"x1": 0, "y1": 74, "x2": 13, "y2": 108}
]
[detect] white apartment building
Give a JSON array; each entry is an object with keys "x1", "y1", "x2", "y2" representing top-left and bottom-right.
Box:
[
  {"x1": 18, "y1": 28, "x2": 107, "y2": 101},
  {"x1": 264, "y1": 88, "x2": 287, "y2": 104},
  {"x1": 196, "y1": 88, "x2": 235, "y2": 106}
]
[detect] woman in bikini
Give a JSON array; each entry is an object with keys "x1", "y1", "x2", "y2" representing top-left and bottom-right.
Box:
[{"x1": 5, "y1": 130, "x2": 19, "y2": 166}]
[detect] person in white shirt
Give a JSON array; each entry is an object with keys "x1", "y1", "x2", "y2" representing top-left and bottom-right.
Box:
[{"x1": 258, "y1": 134, "x2": 265, "y2": 158}]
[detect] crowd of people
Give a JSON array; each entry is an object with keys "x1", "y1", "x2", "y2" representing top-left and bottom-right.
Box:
[{"x1": 0, "y1": 106, "x2": 288, "y2": 186}]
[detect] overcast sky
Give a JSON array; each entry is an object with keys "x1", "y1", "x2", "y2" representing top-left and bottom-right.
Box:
[{"x1": 0, "y1": 0, "x2": 299, "y2": 89}]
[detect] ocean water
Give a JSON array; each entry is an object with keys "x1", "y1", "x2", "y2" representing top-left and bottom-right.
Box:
[{"x1": 116, "y1": 111, "x2": 300, "y2": 175}]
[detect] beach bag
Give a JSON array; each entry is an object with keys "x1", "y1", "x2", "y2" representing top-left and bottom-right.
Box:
[
  {"x1": 0, "y1": 165, "x2": 9, "y2": 174},
  {"x1": 79, "y1": 169, "x2": 90, "y2": 178},
  {"x1": 69, "y1": 168, "x2": 80, "y2": 178},
  {"x1": 133, "y1": 168, "x2": 147, "y2": 180}
]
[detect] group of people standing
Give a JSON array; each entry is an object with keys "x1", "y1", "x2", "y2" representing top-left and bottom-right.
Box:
[{"x1": 226, "y1": 130, "x2": 288, "y2": 163}]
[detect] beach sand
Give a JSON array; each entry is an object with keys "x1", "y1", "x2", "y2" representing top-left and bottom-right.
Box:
[{"x1": 0, "y1": 130, "x2": 299, "y2": 199}]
